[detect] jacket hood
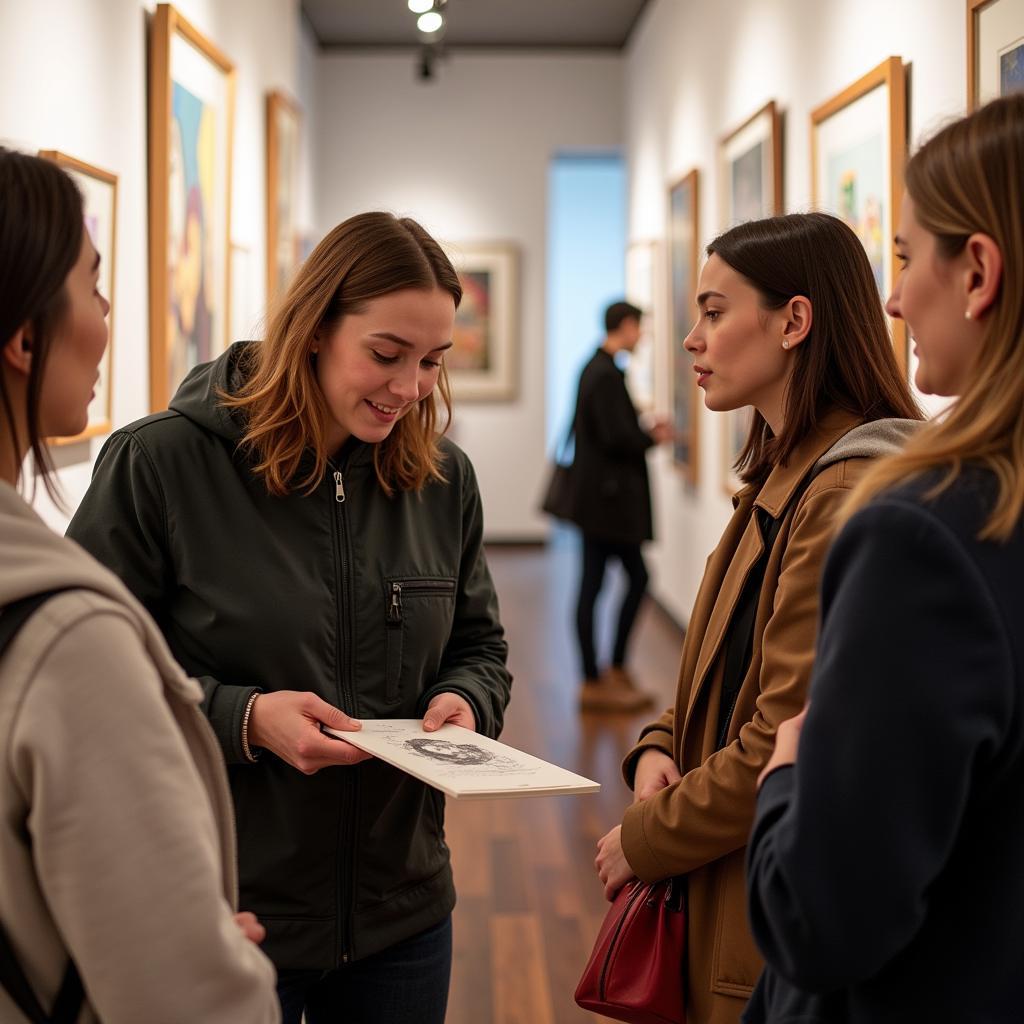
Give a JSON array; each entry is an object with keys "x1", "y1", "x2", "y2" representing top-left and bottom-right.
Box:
[
  {"x1": 0, "y1": 483, "x2": 133, "y2": 609},
  {"x1": 169, "y1": 340, "x2": 253, "y2": 442},
  {"x1": 813, "y1": 418, "x2": 922, "y2": 473}
]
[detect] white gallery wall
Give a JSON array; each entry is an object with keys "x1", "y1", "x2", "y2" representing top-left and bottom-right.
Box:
[
  {"x1": 0, "y1": 0, "x2": 311, "y2": 530},
  {"x1": 626, "y1": 0, "x2": 968, "y2": 625},
  {"x1": 313, "y1": 50, "x2": 623, "y2": 541}
]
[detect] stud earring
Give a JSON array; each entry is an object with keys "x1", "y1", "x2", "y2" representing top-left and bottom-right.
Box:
[
  {"x1": 782, "y1": 340, "x2": 790, "y2": 349},
  {"x1": 964, "y1": 310, "x2": 973, "y2": 321}
]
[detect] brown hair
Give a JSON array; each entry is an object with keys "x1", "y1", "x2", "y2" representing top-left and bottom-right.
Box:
[
  {"x1": 222, "y1": 212, "x2": 462, "y2": 496},
  {"x1": 845, "y1": 94, "x2": 1024, "y2": 541},
  {"x1": 0, "y1": 148, "x2": 84, "y2": 501},
  {"x1": 707, "y1": 212, "x2": 920, "y2": 484}
]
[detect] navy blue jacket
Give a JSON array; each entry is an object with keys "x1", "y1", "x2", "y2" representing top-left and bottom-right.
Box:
[{"x1": 745, "y1": 467, "x2": 1024, "y2": 1023}]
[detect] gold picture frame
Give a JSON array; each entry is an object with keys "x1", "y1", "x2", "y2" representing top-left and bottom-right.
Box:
[
  {"x1": 811, "y1": 57, "x2": 907, "y2": 373},
  {"x1": 667, "y1": 169, "x2": 700, "y2": 487},
  {"x1": 266, "y1": 90, "x2": 302, "y2": 304},
  {"x1": 968, "y1": 0, "x2": 1024, "y2": 110},
  {"x1": 718, "y1": 100, "x2": 783, "y2": 229},
  {"x1": 39, "y1": 151, "x2": 118, "y2": 444},
  {"x1": 148, "y1": 3, "x2": 236, "y2": 411},
  {"x1": 445, "y1": 242, "x2": 519, "y2": 402}
]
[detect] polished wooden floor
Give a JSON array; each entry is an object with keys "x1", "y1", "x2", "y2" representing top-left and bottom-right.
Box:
[{"x1": 445, "y1": 536, "x2": 685, "y2": 1024}]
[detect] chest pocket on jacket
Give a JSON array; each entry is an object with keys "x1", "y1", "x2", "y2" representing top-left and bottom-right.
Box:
[{"x1": 385, "y1": 577, "x2": 457, "y2": 706}]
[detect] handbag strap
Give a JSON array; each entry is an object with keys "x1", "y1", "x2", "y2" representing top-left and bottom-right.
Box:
[
  {"x1": 0, "y1": 590, "x2": 86, "y2": 1024},
  {"x1": 715, "y1": 468, "x2": 820, "y2": 749}
]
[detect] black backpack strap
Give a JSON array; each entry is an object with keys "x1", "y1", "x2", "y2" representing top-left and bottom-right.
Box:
[
  {"x1": 0, "y1": 590, "x2": 86, "y2": 1024},
  {"x1": 715, "y1": 469, "x2": 819, "y2": 749}
]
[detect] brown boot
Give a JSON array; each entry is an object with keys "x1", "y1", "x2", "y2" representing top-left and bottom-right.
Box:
[{"x1": 579, "y1": 672, "x2": 655, "y2": 713}]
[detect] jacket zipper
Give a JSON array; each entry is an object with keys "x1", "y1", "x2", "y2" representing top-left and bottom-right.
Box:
[
  {"x1": 329, "y1": 459, "x2": 356, "y2": 964},
  {"x1": 388, "y1": 578, "x2": 456, "y2": 624},
  {"x1": 598, "y1": 882, "x2": 646, "y2": 1000}
]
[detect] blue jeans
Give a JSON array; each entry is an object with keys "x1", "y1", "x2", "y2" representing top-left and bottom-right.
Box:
[{"x1": 276, "y1": 916, "x2": 452, "y2": 1024}]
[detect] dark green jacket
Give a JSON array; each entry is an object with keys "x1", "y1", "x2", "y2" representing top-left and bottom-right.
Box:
[{"x1": 67, "y1": 342, "x2": 512, "y2": 969}]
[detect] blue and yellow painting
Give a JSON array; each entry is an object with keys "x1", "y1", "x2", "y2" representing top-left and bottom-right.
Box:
[
  {"x1": 168, "y1": 81, "x2": 216, "y2": 396},
  {"x1": 1000, "y1": 40, "x2": 1024, "y2": 96},
  {"x1": 827, "y1": 134, "x2": 885, "y2": 294}
]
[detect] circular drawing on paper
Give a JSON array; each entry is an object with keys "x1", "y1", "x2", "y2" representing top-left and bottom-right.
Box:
[{"x1": 403, "y1": 738, "x2": 509, "y2": 767}]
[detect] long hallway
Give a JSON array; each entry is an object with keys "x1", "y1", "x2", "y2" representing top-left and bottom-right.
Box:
[{"x1": 445, "y1": 538, "x2": 685, "y2": 1024}]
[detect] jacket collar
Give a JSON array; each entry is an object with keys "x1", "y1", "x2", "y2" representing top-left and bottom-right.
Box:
[{"x1": 737, "y1": 408, "x2": 864, "y2": 518}]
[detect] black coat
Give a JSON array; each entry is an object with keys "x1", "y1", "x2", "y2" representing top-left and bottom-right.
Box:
[
  {"x1": 67, "y1": 343, "x2": 512, "y2": 970},
  {"x1": 745, "y1": 467, "x2": 1024, "y2": 1023},
  {"x1": 569, "y1": 347, "x2": 654, "y2": 544}
]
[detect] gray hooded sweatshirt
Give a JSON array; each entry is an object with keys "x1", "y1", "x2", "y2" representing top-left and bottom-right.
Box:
[{"x1": 0, "y1": 481, "x2": 279, "y2": 1023}]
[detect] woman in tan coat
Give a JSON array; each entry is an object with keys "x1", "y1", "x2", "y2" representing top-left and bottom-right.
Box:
[
  {"x1": 0, "y1": 148, "x2": 279, "y2": 1022},
  {"x1": 594, "y1": 212, "x2": 920, "y2": 1024}
]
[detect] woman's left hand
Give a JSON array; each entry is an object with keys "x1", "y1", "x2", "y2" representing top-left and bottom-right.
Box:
[
  {"x1": 595, "y1": 825, "x2": 637, "y2": 901},
  {"x1": 423, "y1": 693, "x2": 477, "y2": 732},
  {"x1": 757, "y1": 704, "x2": 809, "y2": 789}
]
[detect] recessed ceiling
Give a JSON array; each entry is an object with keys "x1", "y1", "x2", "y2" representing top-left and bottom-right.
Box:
[{"x1": 301, "y1": 0, "x2": 651, "y2": 50}]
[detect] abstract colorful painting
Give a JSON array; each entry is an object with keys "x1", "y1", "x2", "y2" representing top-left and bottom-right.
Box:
[
  {"x1": 148, "y1": 4, "x2": 234, "y2": 410},
  {"x1": 812, "y1": 58, "x2": 906, "y2": 371},
  {"x1": 668, "y1": 170, "x2": 699, "y2": 486},
  {"x1": 266, "y1": 92, "x2": 302, "y2": 303},
  {"x1": 39, "y1": 151, "x2": 117, "y2": 443},
  {"x1": 446, "y1": 244, "x2": 518, "y2": 401}
]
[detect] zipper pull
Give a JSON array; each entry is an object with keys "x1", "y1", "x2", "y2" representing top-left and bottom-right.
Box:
[
  {"x1": 388, "y1": 582, "x2": 402, "y2": 623},
  {"x1": 334, "y1": 470, "x2": 346, "y2": 503}
]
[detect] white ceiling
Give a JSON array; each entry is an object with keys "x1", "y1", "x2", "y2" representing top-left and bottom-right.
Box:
[{"x1": 301, "y1": 0, "x2": 652, "y2": 49}]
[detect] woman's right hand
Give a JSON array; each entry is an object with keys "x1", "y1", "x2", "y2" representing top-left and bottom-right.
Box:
[
  {"x1": 247, "y1": 690, "x2": 372, "y2": 775},
  {"x1": 633, "y1": 749, "x2": 682, "y2": 803}
]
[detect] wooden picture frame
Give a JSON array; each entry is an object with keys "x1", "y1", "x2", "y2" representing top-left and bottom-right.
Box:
[
  {"x1": 811, "y1": 57, "x2": 907, "y2": 372},
  {"x1": 667, "y1": 170, "x2": 700, "y2": 487},
  {"x1": 39, "y1": 151, "x2": 117, "y2": 444},
  {"x1": 148, "y1": 3, "x2": 236, "y2": 411},
  {"x1": 266, "y1": 90, "x2": 302, "y2": 304},
  {"x1": 968, "y1": 0, "x2": 1024, "y2": 110},
  {"x1": 445, "y1": 242, "x2": 519, "y2": 402},
  {"x1": 721, "y1": 407, "x2": 752, "y2": 496},
  {"x1": 624, "y1": 239, "x2": 661, "y2": 413},
  {"x1": 718, "y1": 100, "x2": 783, "y2": 230}
]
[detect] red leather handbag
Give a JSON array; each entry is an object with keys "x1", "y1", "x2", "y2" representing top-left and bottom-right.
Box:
[{"x1": 574, "y1": 876, "x2": 686, "y2": 1024}]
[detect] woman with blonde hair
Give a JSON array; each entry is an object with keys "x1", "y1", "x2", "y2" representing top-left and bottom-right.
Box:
[
  {"x1": 0, "y1": 148, "x2": 278, "y2": 1022},
  {"x1": 593, "y1": 209, "x2": 921, "y2": 1023},
  {"x1": 69, "y1": 212, "x2": 512, "y2": 1024},
  {"x1": 747, "y1": 93, "x2": 1024, "y2": 1022}
]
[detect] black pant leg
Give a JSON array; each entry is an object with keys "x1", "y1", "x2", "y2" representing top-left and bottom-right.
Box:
[
  {"x1": 576, "y1": 535, "x2": 610, "y2": 680},
  {"x1": 611, "y1": 542, "x2": 649, "y2": 667}
]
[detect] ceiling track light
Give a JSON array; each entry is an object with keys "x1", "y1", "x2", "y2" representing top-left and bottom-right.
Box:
[
  {"x1": 417, "y1": 10, "x2": 444, "y2": 34},
  {"x1": 407, "y1": 0, "x2": 433, "y2": 13}
]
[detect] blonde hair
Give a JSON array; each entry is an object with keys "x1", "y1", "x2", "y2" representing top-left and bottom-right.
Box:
[
  {"x1": 221, "y1": 213, "x2": 461, "y2": 497},
  {"x1": 845, "y1": 94, "x2": 1024, "y2": 541}
]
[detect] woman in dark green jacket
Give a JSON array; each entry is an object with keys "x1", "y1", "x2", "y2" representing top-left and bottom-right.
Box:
[{"x1": 68, "y1": 213, "x2": 512, "y2": 1024}]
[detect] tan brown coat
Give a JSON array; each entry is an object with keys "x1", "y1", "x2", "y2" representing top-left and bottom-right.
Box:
[{"x1": 620, "y1": 411, "x2": 901, "y2": 1024}]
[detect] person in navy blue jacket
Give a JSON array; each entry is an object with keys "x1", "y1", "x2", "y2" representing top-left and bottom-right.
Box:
[{"x1": 745, "y1": 93, "x2": 1024, "y2": 1023}]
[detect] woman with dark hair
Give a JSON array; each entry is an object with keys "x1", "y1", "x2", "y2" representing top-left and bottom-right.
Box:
[
  {"x1": 746, "y1": 94, "x2": 1024, "y2": 1024},
  {"x1": 593, "y1": 211, "x2": 921, "y2": 1024},
  {"x1": 0, "y1": 149, "x2": 278, "y2": 1021},
  {"x1": 68, "y1": 211, "x2": 511, "y2": 1024}
]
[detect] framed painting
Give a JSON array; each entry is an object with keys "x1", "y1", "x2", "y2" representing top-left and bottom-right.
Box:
[
  {"x1": 722, "y1": 406, "x2": 753, "y2": 495},
  {"x1": 266, "y1": 90, "x2": 302, "y2": 303},
  {"x1": 718, "y1": 101, "x2": 782, "y2": 230},
  {"x1": 968, "y1": 0, "x2": 1024, "y2": 109},
  {"x1": 148, "y1": 3, "x2": 235, "y2": 411},
  {"x1": 39, "y1": 151, "x2": 117, "y2": 444},
  {"x1": 445, "y1": 243, "x2": 518, "y2": 402},
  {"x1": 811, "y1": 57, "x2": 907, "y2": 372},
  {"x1": 667, "y1": 170, "x2": 700, "y2": 487},
  {"x1": 624, "y1": 240, "x2": 661, "y2": 413}
]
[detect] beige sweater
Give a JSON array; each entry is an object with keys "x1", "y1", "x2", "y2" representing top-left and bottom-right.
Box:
[{"x1": 0, "y1": 482, "x2": 279, "y2": 1023}]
